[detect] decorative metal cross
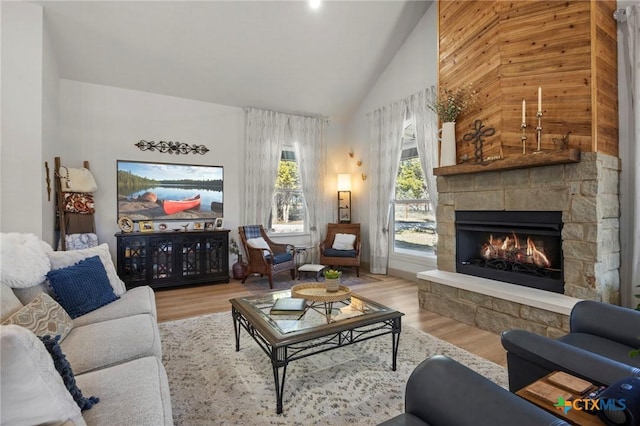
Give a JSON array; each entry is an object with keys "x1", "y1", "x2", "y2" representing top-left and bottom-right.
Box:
[
  {"x1": 135, "y1": 140, "x2": 210, "y2": 155},
  {"x1": 462, "y1": 119, "x2": 496, "y2": 163}
]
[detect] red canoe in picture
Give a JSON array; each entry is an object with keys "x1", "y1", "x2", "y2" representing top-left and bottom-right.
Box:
[{"x1": 163, "y1": 194, "x2": 201, "y2": 215}]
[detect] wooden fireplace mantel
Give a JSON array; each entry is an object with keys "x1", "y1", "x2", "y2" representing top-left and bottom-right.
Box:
[{"x1": 433, "y1": 149, "x2": 580, "y2": 177}]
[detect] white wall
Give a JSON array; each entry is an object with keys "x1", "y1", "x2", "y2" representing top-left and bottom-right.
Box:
[
  {"x1": 42, "y1": 13, "x2": 61, "y2": 246},
  {"x1": 58, "y1": 80, "x2": 244, "y2": 257},
  {"x1": 341, "y1": 2, "x2": 438, "y2": 275},
  {"x1": 1, "y1": 2, "x2": 45, "y2": 237}
]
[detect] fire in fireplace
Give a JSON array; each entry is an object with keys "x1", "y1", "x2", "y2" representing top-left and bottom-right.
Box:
[{"x1": 455, "y1": 211, "x2": 563, "y2": 293}]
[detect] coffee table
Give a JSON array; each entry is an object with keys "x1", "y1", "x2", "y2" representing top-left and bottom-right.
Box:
[{"x1": 230, "y1": 290, "x2": 404, "y2": 414}]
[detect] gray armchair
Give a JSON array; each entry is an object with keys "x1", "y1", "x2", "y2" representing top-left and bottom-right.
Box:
[
  {"x1": 379, "y1": 355, "x2": 570, "y2": 426},
  {"x1": 501, "y1": 300, "x2": 640, "y2": 392}
]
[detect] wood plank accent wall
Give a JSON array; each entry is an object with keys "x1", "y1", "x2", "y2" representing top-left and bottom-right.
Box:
[{"x1": 438, "y1": 0, "x2": 618, "y2": 164}]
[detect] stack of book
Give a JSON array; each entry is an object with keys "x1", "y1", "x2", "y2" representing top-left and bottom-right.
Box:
[{"x1": 269, "y1": 297, "x2": 307, "y2": 315}]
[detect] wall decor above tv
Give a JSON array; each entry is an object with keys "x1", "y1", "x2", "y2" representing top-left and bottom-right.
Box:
[{"x1": 117, "y1": 160, "x2": 223, "y2": 221}]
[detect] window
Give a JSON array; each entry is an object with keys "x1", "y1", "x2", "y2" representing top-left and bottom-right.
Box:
[
  {"x1": 392, "y1": 121, "x2": 437, "y2": 256},
  {"x1": 270, "y1": 149, "x2": 306, "y2": 234}
]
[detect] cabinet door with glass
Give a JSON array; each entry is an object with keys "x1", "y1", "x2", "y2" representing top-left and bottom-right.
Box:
[{"x1": 116, "y1": 230, "x2": 230, "y2": 289}]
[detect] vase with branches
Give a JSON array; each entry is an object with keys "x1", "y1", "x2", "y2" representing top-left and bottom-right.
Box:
[
  {"x1": 427, "y1": 84, "x2": 477, "y2": 123},
  {"x1": 428, "y1": 84, "x2": 477, "y2": 167}
]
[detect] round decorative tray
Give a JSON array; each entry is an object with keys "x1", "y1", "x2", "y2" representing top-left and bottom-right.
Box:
[{"x1": 291, "y1": 283, "x2": 351, "y2": 302}]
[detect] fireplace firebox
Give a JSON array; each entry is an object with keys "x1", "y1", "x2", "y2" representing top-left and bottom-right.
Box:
[{"x1": 455, "y1": 211, "x2": 563, "y2": 293}]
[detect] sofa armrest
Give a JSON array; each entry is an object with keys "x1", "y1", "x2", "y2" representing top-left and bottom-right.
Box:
[
  {"x1": 381, "y1": 355, "x2": 570, "y2": 426},
  {"x1": 501, "y1": 329, "x2": 640, "y2": 392},
  {"x1": 570, "y1": 301, "x2": 640, "y2": 348}
]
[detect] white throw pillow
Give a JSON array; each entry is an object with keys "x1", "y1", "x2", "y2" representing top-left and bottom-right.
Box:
[
  {"x1": 0, "y1": 233, "x2": 53, "y2": 289},
  {"x1": 246, "y1": 237, "x2": 270, "y2": 250},
  {"x1": 332, "y1": 233, "x2": 356, "y2": 250},
  {"x1": 246, "y1": 237, "x2": 271, "y2": 256},
  {"x1": 0, "y1": 325, "x2": 85, "y2": 426},
  {"x1": 48, "y1": 243, "x2": 127, "y2": 296}
]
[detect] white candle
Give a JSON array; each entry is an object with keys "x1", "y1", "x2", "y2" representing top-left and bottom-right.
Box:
[
  {"x1": 538, "y1": 86, "x2": 542, "y2": 112},
  {"x1": 522, "y1": 99, "x2": 526, "y2": 123}
]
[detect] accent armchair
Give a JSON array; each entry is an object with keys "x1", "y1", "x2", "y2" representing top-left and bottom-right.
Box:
[
  {"x1": 238, "y1": 225, "x2": 295, "y2": 288},
  {"x1": 319, "y1": 223, "x2": 361, "y2": 277},
  {"x1": 378, "y1": 355, "x2": 570, "y2": 426},
  {"x1": 501, "y1": 300, "x2": 640, "y2": 392}
]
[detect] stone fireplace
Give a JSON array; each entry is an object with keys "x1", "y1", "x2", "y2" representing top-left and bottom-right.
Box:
[{"x1": 417, "y1": 152, "x2": 621, "y2": 336}]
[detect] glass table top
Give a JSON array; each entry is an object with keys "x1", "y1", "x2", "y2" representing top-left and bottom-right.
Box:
[{"x1": 238, "y1": 289, "x2": 392, "y2": 335}]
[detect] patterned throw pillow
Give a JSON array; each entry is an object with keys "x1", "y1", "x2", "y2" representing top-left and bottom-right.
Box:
[
  {"x1": 2, "y1": 293, "x2": 73, "y2": 341},
  {"x1": 47, "y1": 255, "x2": 119, "y2": 319}
]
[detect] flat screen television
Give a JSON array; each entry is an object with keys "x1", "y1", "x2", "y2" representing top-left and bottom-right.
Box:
[{"x1": 117, "y1": 160, "x2": 223, "y2": 221}]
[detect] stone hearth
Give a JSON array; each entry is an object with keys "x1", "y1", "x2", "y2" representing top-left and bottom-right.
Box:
[{"x1": 418, "y1": 152, "x2": 621, "y2": 334}]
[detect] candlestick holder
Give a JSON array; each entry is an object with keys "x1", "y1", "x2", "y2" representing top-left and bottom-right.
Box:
[
  {"x1": 534, "y1": 111, "x2": 543, "y2": 153},
  {"x1": 521, "y1": 122, "x2": 527, "y2": 154}
]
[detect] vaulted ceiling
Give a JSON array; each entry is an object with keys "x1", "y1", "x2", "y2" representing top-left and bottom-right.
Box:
[{"x1": 37, "y1": 1, "x2": 432, "y2": 123}]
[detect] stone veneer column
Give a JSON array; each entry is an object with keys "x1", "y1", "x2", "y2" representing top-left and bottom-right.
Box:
[{"x1": 434, "y1": 152, "x2": 621, "y2": 303}]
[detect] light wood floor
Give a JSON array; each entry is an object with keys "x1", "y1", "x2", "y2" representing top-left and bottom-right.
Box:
[{"x1": 154, "y1": 273, "x2": 507, "y2": 367}]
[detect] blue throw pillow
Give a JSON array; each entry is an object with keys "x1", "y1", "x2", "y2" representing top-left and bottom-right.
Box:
[
  {"x1": 47, "y1": 255, "x2": 119, "y2": 319},
  {"x1": 39, "y1": 335, "x2": 99, "y2": 411}
]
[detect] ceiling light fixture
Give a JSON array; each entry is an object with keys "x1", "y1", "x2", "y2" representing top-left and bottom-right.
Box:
[{"x1": 309, "y1": 0, "x2": 321, "y2": 10}]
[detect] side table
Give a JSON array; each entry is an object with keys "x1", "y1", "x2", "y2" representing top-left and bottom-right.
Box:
[{"x1": 516, "y1": 371, "x2": 605, "y2": 425}]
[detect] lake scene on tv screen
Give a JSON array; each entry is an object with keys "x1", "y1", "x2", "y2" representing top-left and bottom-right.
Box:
[{"x1": 117, "y1": 160, "x2": 223, "y2": 221}]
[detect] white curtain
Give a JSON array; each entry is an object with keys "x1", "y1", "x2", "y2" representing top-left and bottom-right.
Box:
[
  {"x1": 243, "y1": 108, "x2": 287, "y2": 225},
  {"x1": 407, "y1": 87, "x2": 439, "y2": 215},
  {"x1": 619, "y1": 5, "x2": 640, "y2": 307},
  {"x1": 291, "y1": 115, "x2": 329, "y2": 261},
  {"x1": 367, "y1": 101, "x2": 406, "y2": 274}
]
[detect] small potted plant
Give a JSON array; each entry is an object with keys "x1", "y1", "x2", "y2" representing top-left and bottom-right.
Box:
[
  {"x1": 323, "y1": 269, "x2": 342, "y2": 292},
  {"x1": 229, "y1": 237, "x2": 246, "y2": 280}
]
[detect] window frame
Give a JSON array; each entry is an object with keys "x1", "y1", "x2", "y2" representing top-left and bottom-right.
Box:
[
  {"x1": 268, "y1": 145, "x2": 308, "y2": 236},
  {"x1": 390, "y1": 120, "x2": 437, "y2": 260}
]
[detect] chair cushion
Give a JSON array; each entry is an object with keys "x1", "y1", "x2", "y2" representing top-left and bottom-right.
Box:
[
  {"x1": 47, "y1": 256, "x2": 119, "y2": 319},
  {"x1": 61, "y1": 313, "x2": 161, "y2": 375},
  {"x1": 324, "y1": 248, "x2": 357, "y2": 258},
  {"x1": 558, "y1": 333, "x2": 640, "y2": 368},
  {"x1": 270, "y1": 252, "x2": 293, "y2": 265},
  {"x1": 332, "y1": 233, "x2": 356, "y2": 250},
  {"x1": 75, "y1": 356, "x2": 173, "y2": 426},
  {"x1": 39, "y1": 335, "x2": 99, "y2": 411},
  {"x1": 72, "y1": 285, "x2": 157, "y2": 327},
  {"x1": 244, "y1": 225, "x2": 261, "y2": 239}
]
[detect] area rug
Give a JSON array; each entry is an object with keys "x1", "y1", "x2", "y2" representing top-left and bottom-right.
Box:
[
  {"x1": 159, "y1": 312, "x2": 507, "y2": 425},
  {"x1": 242, "y1": 270, "x2": 381, "y2": 294}
]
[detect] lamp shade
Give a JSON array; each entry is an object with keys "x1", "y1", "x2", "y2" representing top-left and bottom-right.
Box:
[{"x1": 337, "y1": 174, "x2": 352, "y2": 191}]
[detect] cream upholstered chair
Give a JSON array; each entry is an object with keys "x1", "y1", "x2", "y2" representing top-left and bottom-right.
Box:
[
  {"x1": 319, "y1": 223, "x2": 361, "y2": 277},
  {"x1": 238, "y1": 225, "x2": 296, "y2": 288}
]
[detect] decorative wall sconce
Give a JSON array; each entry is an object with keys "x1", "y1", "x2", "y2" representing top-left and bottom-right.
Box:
[
  {"x1": 337, "y1": 173, "x2": 352, "y2": 223},
  {"x1": 134, "y1": 140, "x2": 209, "y2": 155},
  {"x1": 348, "y1": 151, "x2": 367, "y2": 181}
]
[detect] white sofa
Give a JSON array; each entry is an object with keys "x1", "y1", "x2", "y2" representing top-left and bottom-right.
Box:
[{"x1": 0, "y1": 237, "x2": 173, "y2": 426}]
